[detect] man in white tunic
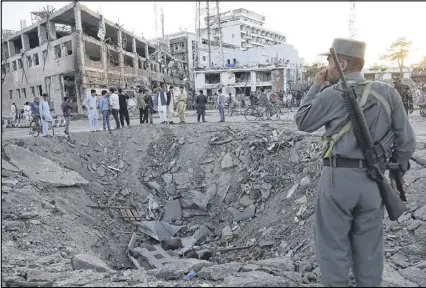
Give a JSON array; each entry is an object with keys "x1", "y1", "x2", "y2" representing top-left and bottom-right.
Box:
[
  {"x1": 39, "y1": 93, "x2": 53, "y2": 137},
  {"x1": 156, "y1": 87, "x2": 168, "y2": 124},
  {"x1": 83, "y1": 89, "x2": 99, "y2": 132}
]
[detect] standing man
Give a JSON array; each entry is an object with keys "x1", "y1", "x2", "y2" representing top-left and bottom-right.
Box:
[
  {"x1": 11, "y1": 103, "x2": 17, "y2": 123},
  {"x1": 118, "y1": 88, "x2": 130, "y2": 127},
  {"x1": 196, "y1": 90, "x2": 207, "y2": 122},
  {"x1": 217, "y1": 88, "x2": 226, "y2": 122},
  {"x1": 109, "y1": 88, "x2": 120, "y2": 129},
  {"x1": 166, "y1": 86, "x2": 175, "y2": 124},
  {"x1": 61, "y1": 97, "x2": 73, "y2": 135},
  {"x1": 83, "y1": 89, "x2": 99, "y2": 132},
  {"x1": 136, "y1": 88, "x2": 147, "y2": 124},
  {"x1": 258, "y1": 88, "x2": 270, "y2": 119},
  {"x1": 393, "y1": 75, "x2": 413, "y2": 115},
  {"x1": 156, "y1": 86, "x2": 168, "y2": 124},
  {"x1": 177, "y1": 86, "x2": 187, "y2": 123},
  {"x1": 144, "y1": 90, "x2": 154, "y2": 124},
  {"x1": 99, "y1": 90, "x2": 112, "y2": 132},
  {"x1": 39, "y1": 93, "x2": 53, "y2": 137},
  {"x1": 294, "y1": 38, "x2": 415, "y2": 287}
]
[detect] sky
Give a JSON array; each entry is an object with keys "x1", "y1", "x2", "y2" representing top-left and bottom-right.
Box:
[{"x1": 2, "y1": 1, "x2": 425, "y2": 67}]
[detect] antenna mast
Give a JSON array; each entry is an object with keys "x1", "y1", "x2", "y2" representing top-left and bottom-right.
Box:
[
  {"x1": 160, "y1": 7, "x2": 165, "y2": 38},
  {"x1": 348, "y1": 1, "x2": 357, "y2": 38},
  {"x1": 206, "y1": 1, "x2": 211, "y2": 69}
]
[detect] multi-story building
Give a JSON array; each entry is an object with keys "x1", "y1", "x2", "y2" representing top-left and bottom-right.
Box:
[
  {"x1": 1, "y1": 2, "x2": 183, "y2": 115},
  {"x1": 194, "y1": 66, "x2": 288, "y2": 97},
  {"x1": 204, "y1": 8, "x2": 287, "y2": 50}
]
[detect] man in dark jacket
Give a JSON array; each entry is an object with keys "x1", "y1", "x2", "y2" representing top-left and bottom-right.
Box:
[
  {"x1": 196, "y1": 90, "x2": 208, "y2": 122},
  {"x1": 61, "y1": 97, "x2": 73, "y2": 134},
  {"x1": 144, "y1": 90, "x2": 154, "y2": 124},
  {"x1": 118, "y1": 88, "x2": 130, "y2": 127}
]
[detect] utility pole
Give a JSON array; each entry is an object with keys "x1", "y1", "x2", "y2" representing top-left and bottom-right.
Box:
[
  {"x1": 216, "y1": 1, "x2": 224, "y2": 68},
  {"x1": 349, "y1": 0, "x2": 357, "y2": 38},
  {"x1": 160, "y1": 7, "x2": 165, "y2": 38},
  {"x1": 206, "y1": 1, "x2": 211, "y2": 69}
]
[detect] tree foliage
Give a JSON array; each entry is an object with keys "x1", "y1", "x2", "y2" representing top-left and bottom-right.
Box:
[
  {"x1": 368, "y1": 63, "x2": 388, "y2": 71},
  {"x1": 380, "y1": 37, "x2": 413, "y2": 77},
  {"x1": 304, "y1": 62, "x2": 326, "y2": 84}
]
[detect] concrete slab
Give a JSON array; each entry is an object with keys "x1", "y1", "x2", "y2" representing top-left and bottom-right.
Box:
[
  {"x1": 4, "y1": 144, "x2": 89, "y2": 187},
  {"x1": 130, "y1": 245, "x2": 175, "y2": 269},
  {"x1": 162, "y1": 200, "x2": 182, "y2": 223}
]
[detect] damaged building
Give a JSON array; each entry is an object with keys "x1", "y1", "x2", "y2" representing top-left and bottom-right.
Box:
[
  {"x1": 1, "y1": 2, "x2": 183, "y2": 115},
  {"x1": 193, "y1": 67, "x2": 286, "y2": 97}
]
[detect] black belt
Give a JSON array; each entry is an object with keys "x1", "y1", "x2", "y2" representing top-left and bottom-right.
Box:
[{"x1": 323, "y1": 158, "x2": 367, "y2": 169}]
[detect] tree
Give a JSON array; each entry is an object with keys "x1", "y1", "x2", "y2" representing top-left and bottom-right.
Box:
[
  {"x1": 369, "y1": 63, "x2": 388, "y2": 72},
  {"x1": 304, "y1": 62, "x2": 326, "y2": 85},
  {"x1": 380, "y1": 37, "x2": 413, "y2": 78}
]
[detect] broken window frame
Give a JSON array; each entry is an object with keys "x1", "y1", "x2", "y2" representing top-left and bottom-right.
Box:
[
  {"x1": 9, "y1": 90, "x2": 13, "y2": 99},
  {"x1": 17, "y1": 58, "x2": 23, "y2": 69},
  {"x1": 12, "y1": 61, "x2": 17, "y2": 71},
  {"x1": 21, "y1": 88, "x2": 26, "y2": 98},
  {"x1": 27, "y1": 55, "x2": 33, "y2": 67},
  {"x1": 37, "y1": 85, "x2": 43, "y2": 96},
  {"x1": 16, "y1": 89, "x2": 21, "y2": 99},
  {"x1": 30, "y1": 86, "x2": 35, "y2": 97},
  {"x1": 33, "y1": 53, "x2": 40, "y2": 66}
]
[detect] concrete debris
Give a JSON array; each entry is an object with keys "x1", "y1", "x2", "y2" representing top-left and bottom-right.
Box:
[
  {"x1": 180, "y1": 189, "x2": 213, "y2": 214},
  {"x1": 221, "y1": 153, "x2": 235, "y2": 170},
  {"x1": 221, "y1": 226, "x2": 233, "y2": 241},
  {"x1": 71, "y1": 254, "x2": 113, "y2": 272},
  {"x1": 286, "y1": 183, "x2": 299, "y2": 199},
  {"x1": 130, "y1": 245, "x2": 175, "y2": 270},
  {"x1": 414, "y1": 205, "x2": 426, "y2": 221},
  {"x1": 173, "y1": 173, "x2": 190, "y2": 188},
  {"x1": 161, "y1": 238, "x2": 183, "y2": 251},
  {"x1": 239, "y1": 195, "x2": 255, "y2": 206},
  {"x1": 198, "y1": 263, "x2": 242, "y2": 281},
  {"x1": 228, "y1": 205, "x2": 255, "y2": 222},
  {"x1": 148, "y1": 258, "x2": 212, "y2": 279},
  {"x1": 251, "y1": 257, "x2": 294, "y2": 272},
  {"x1": 294, "y1": 195, "x2": 307, "y2": 204},
  {"x1": 300, "y1": 176, "x2": 311, "y2": 187},
  {"x1": 147, "y1": 182, "x2": 162, "y2": 194},
  {"x1": 162, "y1": 200, "x2": 182, "y2": 223},
  {"x1": 2, "y1": 159, "x2": 21, "y2": 173},
  {"x1": 97, "y1": 166, "x2": 106, "y2": 177},
  {"x1": 193, "y1": 225, "x2": 212, "y2": 244},
  {"x1": 398, "y1": 266, "x2": 426, "y2": 285},
  {"x1": 223, "y1": 271, "x2": 290, "y2": 287},
  {"x1": 135, "y1": 221, "x2": 182, "y2": 242},
  {"x1": 260, "y1": 183, "x2": 272, "y2": 200}
]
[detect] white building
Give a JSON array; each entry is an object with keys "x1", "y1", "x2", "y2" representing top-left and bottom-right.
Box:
[
  {"x1": 203, "y1": 8, "x2": 287, "y2": 50},
  {"x1": 194, "y1": 66, "x2": 288, "y2": 97},
  {"x1": 362, "y1": 67, "x2": 412, "y2": 81}
]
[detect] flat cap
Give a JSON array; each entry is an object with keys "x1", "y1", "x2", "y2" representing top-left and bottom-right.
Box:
[{"x1": 319, "y1": 38, "x2": 366, "y2": 59}]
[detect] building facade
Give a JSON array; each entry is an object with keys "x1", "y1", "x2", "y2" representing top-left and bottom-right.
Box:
[
  {"x1": 193, "y1": 67, "x2": 287, "y2": 98},
  {"x1": 1, "y1": 2, "x2": 183, "y2": 115},
  {"x1": 204, "y1": 8, "x2": 287, "y2": 50}
]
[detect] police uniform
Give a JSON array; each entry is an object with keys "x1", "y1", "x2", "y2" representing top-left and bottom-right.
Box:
[
  {"x1": 393, "y1": 77, "x2": 413, "y2": 115},
  {"x1": 294, "y1": 38, "x2": 416, "y2": 286}
]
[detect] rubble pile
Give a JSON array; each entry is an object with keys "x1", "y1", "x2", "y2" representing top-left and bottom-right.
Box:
[{"x1": 1, "y1": 123, "x2": 425, "y2": 287}]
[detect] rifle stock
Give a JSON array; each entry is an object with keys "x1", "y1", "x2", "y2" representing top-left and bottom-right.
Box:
[{"x1": 329, "y1": 48, "x2": 406, "y2": 221}]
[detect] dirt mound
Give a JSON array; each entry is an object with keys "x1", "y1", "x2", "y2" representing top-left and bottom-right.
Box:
[{"x1": 2, "y1": 123, "x2": 426, "y2": 287}]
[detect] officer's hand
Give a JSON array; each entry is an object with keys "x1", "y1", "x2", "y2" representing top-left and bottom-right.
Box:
[
  {"x1": 314, "y1": 69, "x2": 328, "y2": 87},
  {"x1": 391, "y1": 177, "x2": 408, "y2": 194}
]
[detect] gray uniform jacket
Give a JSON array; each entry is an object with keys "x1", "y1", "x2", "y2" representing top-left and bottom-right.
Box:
[
  {"x1": 196, "y1": 94, "x2": 208, "y2": 110},
  {"x1": 294, "y1": 72, "x2": 415, "y2": 171}
]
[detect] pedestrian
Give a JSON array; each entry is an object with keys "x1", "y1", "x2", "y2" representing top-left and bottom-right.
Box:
[
  {"x1": 109, "y1": 87, "x2": 121, "y2": 129},
  {"x1": 196, "y1": 90, "x2": 208, "y2": 122},
  {"x1": 145, "y1": 90, "x2": 154, "y2": 124},
  {"x1": 295, "y1": 38, "x2": 416, "y2": 287},
  {"x1": 99, "y1": 90, "x2": 112, "y2": 132},
  {"x1": 118, "y1": 88, "x2": 130, "y2": 127},
  {"x1": 39, "y1": 93, "x2": 53, "y2": 137},
  {"x1": 228, "y1": 93, "x2": 235, "y2": 116},
  {"x1": 136, "y1": 88, "x2": 147, "y2": 124},
  {"x1": 30, "y1": 97, "x2": 40, "y2": 120},
  {"x1": 83, "y1": 89, "x2": 99, "y2": 132},
  {"x1": 166, "y1": 85, "x2": 174, "y2": 124},
  {"x1": 23, "y1": 102, "x2": 31, "y2": 121},
  {"x1": 393, "y1": 76, "x2": 413, "y2": 115},
  {"x1": 61, "y1": 97, "x2": 73, "y2": 134},
  {"x1": 156, "y1": 86, "x2": 168, "y2": 124},
  {"x1": 177, "y1": 86, "x2": 187, "y2": 123},
  {"x1": 258, "y1": 88, "x2": 270, "y2": 119},
  {"x1": 217, "y1": 88, "x2": 226, "y2": 122},
  {"x1": 11, "y1": 102, "x2": 17, "y2": 122}
]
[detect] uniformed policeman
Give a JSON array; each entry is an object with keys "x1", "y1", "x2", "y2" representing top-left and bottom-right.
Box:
[
  {"x1": 295, "y1": 38, "x2": 416, "y2": 287},
  {"x1": 393, "y1": 75, "x2": 413, "y2": 115}
]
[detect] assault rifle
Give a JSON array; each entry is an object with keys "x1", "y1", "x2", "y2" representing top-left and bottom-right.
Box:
[{"x1": 329, "y1": 48, "x2": 406, "y2": 221}]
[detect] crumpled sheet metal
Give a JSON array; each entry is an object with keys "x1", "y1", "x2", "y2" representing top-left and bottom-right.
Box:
[
  {"x1": 136, "y1": 221, "x2": 181, "y2": 242},
  {"x1": 180, "y1": 190, "x2": 211, "y2": 211}
]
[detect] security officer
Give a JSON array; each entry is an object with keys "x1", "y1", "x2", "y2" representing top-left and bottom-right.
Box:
[
  {"x1": 393, "y1": 75, "x2": 413, "y2": 115},
  {"x1": 295, "y1": 38, "x2": 416, "y2": 287}
]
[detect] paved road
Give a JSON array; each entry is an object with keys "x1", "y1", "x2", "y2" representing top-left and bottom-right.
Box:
[
  {"x1": 2, "y1": 110, "x2": 425, "y2": 141},
  {"x1": 1, "y1": 110, "x2": 296, "y2": 140}
]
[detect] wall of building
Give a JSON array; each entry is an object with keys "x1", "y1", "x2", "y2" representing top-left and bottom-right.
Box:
[
  {"x1": 194, "y1": 68, "x2": 285, "y2": 96},
  {"x1": 2, "y1": 34, "x2": 76, "y2": 115}
]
